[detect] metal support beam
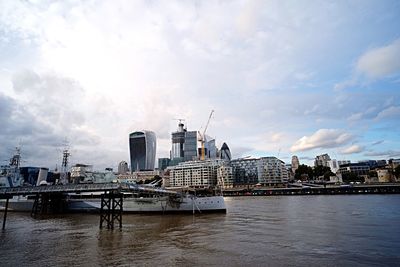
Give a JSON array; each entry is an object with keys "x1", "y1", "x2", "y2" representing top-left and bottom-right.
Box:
[
  {"x1": 100, "y1": 192, "x2": 123, "y2": 229},
  {"x1": 2, "y1": 198, "x2": 9, "y2": 230}
]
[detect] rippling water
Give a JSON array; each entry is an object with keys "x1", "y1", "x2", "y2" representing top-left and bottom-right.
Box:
[{"x1": 1, "y1": 195, "x2": 399, "y2": 266}]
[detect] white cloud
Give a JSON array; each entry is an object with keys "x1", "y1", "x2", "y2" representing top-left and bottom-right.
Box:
[
  {"x1": 271, "y1": 132, "x2": 284, "y2": 142},
  {"x1": 334, "y1": 39, "x2": 400, "y2": 90},
  {"x1": 356, "y1": 39, "x2": 400, "y2": 79},
  {"x1": 290, "y1": 129, "x2": 353, "y2": 152},
  {"x1": 340, "y1": 145, "x2": 364, "y2": 154},
  {"x1": 347, "y1": 112, "x2": 363, "y2": 122},
  {"x1": 375, "y1": 106, "x2": 400, "y2": 121}
]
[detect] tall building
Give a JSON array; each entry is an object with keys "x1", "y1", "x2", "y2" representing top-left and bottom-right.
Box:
[
  {"x1": 171, "y1": 122, "x2": 198, "y2": 162},
  {"x1": 170, "y1": 122, "x2": 218, "y2": 164},
  {"x1": 184, "y1": 131, "x2": 198, "y2": 161},
  {"x1": 117, "y1": 161, "x2": 129, "y2": 174},
  {"x1": 129, "y1": 131, "x2": 156, "y2": 172},
  {"x1": 158, "y1": 158, "x2": 171, "y2": 171},
  {"x1": 220, "y1": 143, "x2": 232, "y2": 161},
  {"x1": 314, "y1": 154, "x2": 331, "y2": 167},
  {"x1": 291, "y1": 155, "x2": 299, "y2": 174}
]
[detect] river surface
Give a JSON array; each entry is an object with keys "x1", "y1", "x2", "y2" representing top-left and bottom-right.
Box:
[{"x1": 1, "y1": 195, "x2": 399, "y2": 266}]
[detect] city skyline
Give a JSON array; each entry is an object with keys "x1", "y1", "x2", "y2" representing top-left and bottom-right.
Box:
[{"x1": 1, "y1": 1, "x2": 399, "y2": 169}]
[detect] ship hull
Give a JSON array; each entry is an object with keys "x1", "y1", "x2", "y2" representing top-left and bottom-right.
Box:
[{"x1": 0, "y1": 195, "x2": 226, "y2": 214}]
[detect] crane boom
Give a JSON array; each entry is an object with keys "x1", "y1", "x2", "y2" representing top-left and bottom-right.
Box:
[
  {"x1": 203, "y1": 110, "x2": 214, "y2": 137},
  {"x1": 200, "y1": 110, "x2": 214, "y2": 160}
]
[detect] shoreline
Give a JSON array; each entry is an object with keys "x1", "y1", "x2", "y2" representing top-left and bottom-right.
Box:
[{"x1": 222, "y1": 184, "x2": 400, "y2": 196}]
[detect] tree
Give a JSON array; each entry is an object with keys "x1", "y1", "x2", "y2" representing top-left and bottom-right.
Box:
[
  {"x1": 313, "y1": 165, "x2": 333, "y2": 179},
  {"x1": 295, "y1": 164, "x2": 314, "y2": 181},
  {"x1": 394, "y1": 165, "x2": 400, "y2": 179}
]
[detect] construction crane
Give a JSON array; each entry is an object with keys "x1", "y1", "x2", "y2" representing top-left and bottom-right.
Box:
[{"x1": 198, "y1": 110, "x2": 214, "y2": 160}]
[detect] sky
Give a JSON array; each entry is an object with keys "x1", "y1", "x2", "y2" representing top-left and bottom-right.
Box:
[{"x1": 0, "y1": 0, "x2": 399, "y2": 170}]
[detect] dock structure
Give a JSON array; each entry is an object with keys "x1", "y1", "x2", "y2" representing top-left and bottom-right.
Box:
[{"x1": 0, "y1": 183, "x2": 181, "y2": 230}]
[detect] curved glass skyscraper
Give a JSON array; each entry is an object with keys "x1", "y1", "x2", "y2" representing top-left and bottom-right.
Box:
[
  {"x1": 129, "y1": 131, "x2": 156, "y2": 172},
  {"x1": 220, "y1": 142, "x2": 231, "y2": 161}
]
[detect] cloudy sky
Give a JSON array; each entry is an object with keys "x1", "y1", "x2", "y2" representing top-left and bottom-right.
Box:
[{"x1": 1, "y1": 0, "x2": 399, "y2": 170}]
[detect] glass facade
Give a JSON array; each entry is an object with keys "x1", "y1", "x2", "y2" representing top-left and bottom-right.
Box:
[
  {"x1": 129, "y1": 131, "x2": 156, "y2": 172},
  {"x1": 220, "y1": 143, "x2": 231, "y2": 161},
  {"x1": 184, "y1": 131, "x2": 198, "y2": 161}
]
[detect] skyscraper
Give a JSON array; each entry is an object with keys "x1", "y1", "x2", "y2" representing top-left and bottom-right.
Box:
[
  {"x1": 171, "y1": 122, "x2": 198, "y2": 163},
  {"x1": 220, "y1": 142, "x2": 231, "y2": 161},
  {"x1": 129, "y1": 131, "x2": 156, "y2": 172}
]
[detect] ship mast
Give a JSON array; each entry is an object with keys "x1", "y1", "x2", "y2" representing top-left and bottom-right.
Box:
[{"x1": 60, "y1": 140, "x2": 70, "y2": 184}]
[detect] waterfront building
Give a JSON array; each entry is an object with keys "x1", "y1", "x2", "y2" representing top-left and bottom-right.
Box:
[
  {"x1": 358, "y1": 160, "x2": 387, "y2": 169},
  {"x1": 220, "y1": 143, "x2": 232, "y2": 161},
  {"x1": 217, "y1": 164, "x2": 234, "y2": 188},
  {"x1": 314, "y1": 154, "x2": 331, "y2": 167},
  {"x1": 117, "y1": 161, "x2": 129, "y2": 174},
  {"x1": 167, "y1": 159, "x2": 226, "y2": 188},
  {"x1": 129, "y1": 130, "x2": 156, "y2": 172},
  {"x1": 230, "y1": 158, "x2": 259, "y2": 185},
  {"x1": 338, "y1": 162, "x2": 370, "y2": 177},
  {"x1": 327, "y1": 159, "x2": 340, "y2": 173},
  {"x1": 257, "y1": 157, "x2": 289, "y2": 185},
  {"x1": 291, "y1": 155, "x2": 299, "y2": 174}
]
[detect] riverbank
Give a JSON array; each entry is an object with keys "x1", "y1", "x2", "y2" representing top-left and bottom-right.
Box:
[{"x1": 222, "y1": 184, "x2": 400, "y2": 196}]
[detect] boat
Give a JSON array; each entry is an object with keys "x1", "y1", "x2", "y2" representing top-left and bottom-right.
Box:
[
  {"x1": 0, "y1": 148, "x2": 226, "y2": 214},
  {"x1": 0, "y1": 147, "x2": 24, "y2": 188},
  {"x1": 1, "y1": 187, "x2": 226, "y2": 214},
  {"x1": 66, "y1": 190, "x2": 226, "y2": 214}
]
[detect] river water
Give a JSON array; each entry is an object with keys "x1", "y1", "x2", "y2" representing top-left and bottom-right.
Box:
[{"x1": 1, "y1": 195, "x2": 399, "y2": 266}]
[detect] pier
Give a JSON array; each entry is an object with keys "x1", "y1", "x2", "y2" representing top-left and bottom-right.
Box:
[{"x1": 0, "y1": 183, "x2": 181, "y2": 230}]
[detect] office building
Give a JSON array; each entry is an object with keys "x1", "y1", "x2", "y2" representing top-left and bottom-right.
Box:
[
  {"x1": 170, "y1": 122, "x2": 218, "y2": 164},
  {"x1": 158, "y1": 158, "x2": 171, "y2": 171},
  {"x1": 338, "y1": 162, "x2": 370, "y2": 177},
  {"x1": 220, "y1": 142, "x2": 232, "y2": 161},
  {"x1": 168, "y1": 159, "x2": 226, "y2": 188},
  {"x1": 257, "y1": 157, "x2": 289, "y2": 185},
  {"x1": 291, "y1": 155, "x2": 299, "y2": 173},
  {"x1": 230, "y1": 158, "x2": 259, "y2": 185},
  {"x1": 129, "y1": 130, "x2": 156, "y2": 172},
  {"x1": 314, "y1": 154, "x2": 331, "y2": 167}
]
